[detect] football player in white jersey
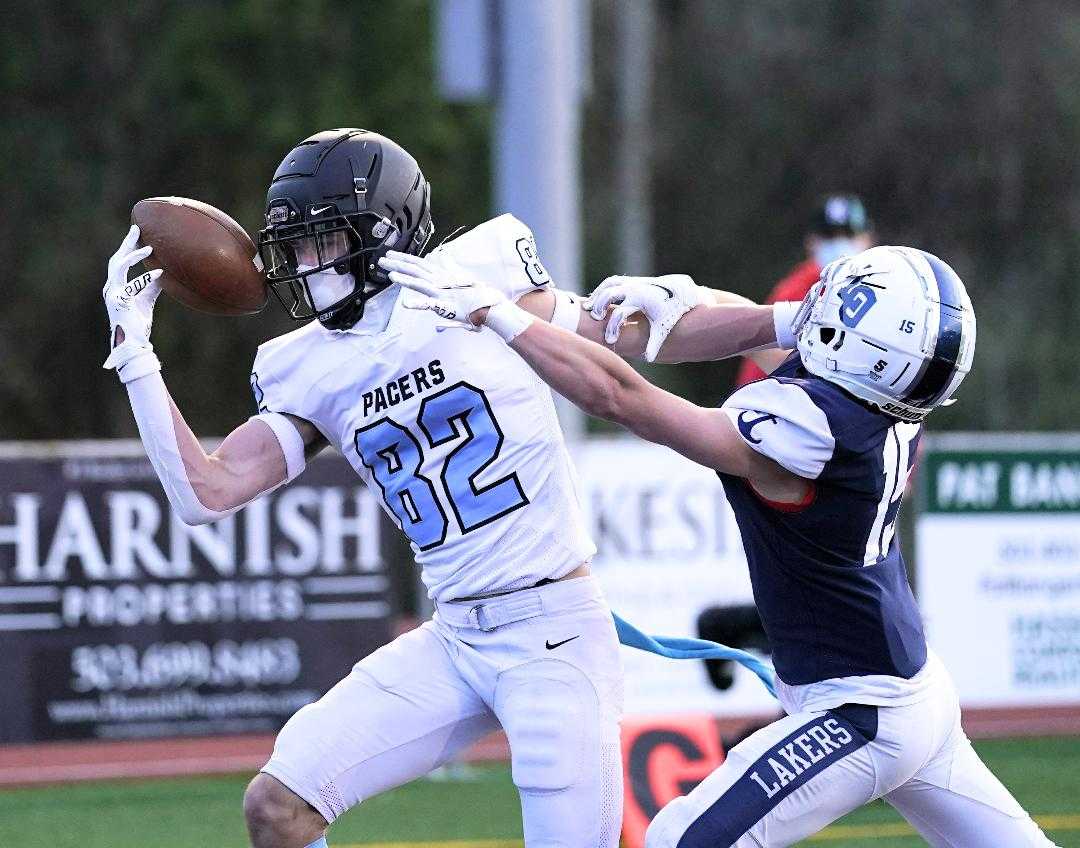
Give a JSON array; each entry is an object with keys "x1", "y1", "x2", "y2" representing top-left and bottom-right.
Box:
[
  {"x1": 101, "y1": 129, "x2": 783, "y2": 848},
  {"x1": 384, "y1": 247, "x2": 1057, "y2": 847}
]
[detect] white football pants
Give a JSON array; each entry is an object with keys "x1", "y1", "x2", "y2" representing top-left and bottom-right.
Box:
[
  {"x1": 645, "y1": 668, "x2": 1057, "y2": 847},
  {"x1": 263, "y1": 575, "x2": 624, "y2": 847}
]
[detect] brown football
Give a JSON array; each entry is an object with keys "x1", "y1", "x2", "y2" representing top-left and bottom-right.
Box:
[{"x1": 130, "y1": 197, "x2": 268, "y2": 315}]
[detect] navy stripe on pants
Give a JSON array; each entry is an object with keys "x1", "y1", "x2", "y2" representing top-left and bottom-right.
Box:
[{"x1": 677, "y1": 705, "x2": 878, "y2": 847}]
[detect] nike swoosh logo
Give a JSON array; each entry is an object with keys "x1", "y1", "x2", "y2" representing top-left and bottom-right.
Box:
[
  {"x1": 545, "y1": 635, "x2": 580, "y2": 650},
  {"x1": 310, "y1": 205, "x2": 333, "y2": 216},
  {"x1": 651, "y1": 284, "x2": 675, "y2": 298}
]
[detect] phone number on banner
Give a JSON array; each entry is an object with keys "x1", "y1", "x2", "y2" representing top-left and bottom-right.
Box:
[{"x1": 69, "y1": 638, "x2": 302, "y2": 693}]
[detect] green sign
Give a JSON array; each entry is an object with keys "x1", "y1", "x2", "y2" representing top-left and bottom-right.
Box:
[{"x1": 924, "y1": 449, "x2": 1080, "y2": 514}]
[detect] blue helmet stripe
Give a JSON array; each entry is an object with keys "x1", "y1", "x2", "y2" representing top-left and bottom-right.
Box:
[{"x1": 903, "y1": 253, "x2": 965, "y2": 406}]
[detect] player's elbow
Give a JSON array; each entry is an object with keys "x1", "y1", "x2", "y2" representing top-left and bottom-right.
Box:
[
  {"x1": 170, "y1": 492, "x2": 226, "y2": 526},
  {"x1": 168, "y1": 474, "x2": 239, "y2": 525},
  {"x1": 198, "y1": 481, "x2": 239, "y2": 512},
  {"x1": 585, "y1": 375, "x2": 642, "y2": 431},
  {"x1": 187, "y1": 457, "x2": 253, "y2": 514},
  {"x1": 172, "y1": 506, "x2": 215, "y2": 527},
  {"x1": 582, "y1": 382, "x2": 620, "y2": 424}
]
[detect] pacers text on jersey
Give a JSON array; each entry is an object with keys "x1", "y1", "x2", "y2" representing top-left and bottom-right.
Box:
[{"x1": 361, "y1": 359, "x2": 445, "y2": 417}]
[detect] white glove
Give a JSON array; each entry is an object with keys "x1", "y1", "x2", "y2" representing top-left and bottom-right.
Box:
[
  {"x1": 103, "y1": 224, "x2": 164, "y2": 383},
  {"x1": 379, "y1": 251, "x2": 532, "y2": 341},
  {"x1": 585, "y1": 273, "x2": 705, "y2": 361}
]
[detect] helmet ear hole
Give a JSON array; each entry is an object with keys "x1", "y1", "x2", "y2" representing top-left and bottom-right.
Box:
[{"x1": 819, "y1": 328, "x2": 836, "y2": 344}]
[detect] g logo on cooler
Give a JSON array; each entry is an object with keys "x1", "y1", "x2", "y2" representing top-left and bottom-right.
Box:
[{"x1": 838, "y1": 282, "x2": 877, "y2": 328}]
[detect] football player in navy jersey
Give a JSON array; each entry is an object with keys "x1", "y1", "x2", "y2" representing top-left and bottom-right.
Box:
[{"x1": 382, "y1": 246, "x2": 1057, "y2": 847}]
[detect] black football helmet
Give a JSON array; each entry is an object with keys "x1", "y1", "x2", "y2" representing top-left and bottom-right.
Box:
[{"x1": 257, "y1": 129, "x2": 434, "y2": 330}]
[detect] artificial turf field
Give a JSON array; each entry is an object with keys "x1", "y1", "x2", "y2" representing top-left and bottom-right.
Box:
[{"x1": 2, "y1": 736, "x2": 1078, "y2": 848}]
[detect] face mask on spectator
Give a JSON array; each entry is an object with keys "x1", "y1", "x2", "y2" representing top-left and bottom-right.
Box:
[{"x1": 813, "y1": 237, "x2": 858, "y2": 268}]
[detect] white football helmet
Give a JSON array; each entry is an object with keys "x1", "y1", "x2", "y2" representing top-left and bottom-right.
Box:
[{"x1": 791, "y1": 246, "x2": 976, "y2": 422}]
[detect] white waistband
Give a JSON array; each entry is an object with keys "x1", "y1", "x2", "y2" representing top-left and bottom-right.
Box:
[
  {"x1": 776, "y1": 650, "x2": 947, "y2": 714},
  {"x1": 435, "y1": 575, "x2": 602, "y2": 631}
]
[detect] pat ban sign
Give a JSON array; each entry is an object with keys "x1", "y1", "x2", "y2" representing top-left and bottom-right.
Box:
[
  {"x1": 923, "y1": 437, "x2": 1080, "y2": 514},
  {"x1": 916, "y1": 433, "x2": 1080, "y2": 712}
]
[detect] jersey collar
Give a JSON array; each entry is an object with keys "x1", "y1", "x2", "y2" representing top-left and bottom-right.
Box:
[{"x1": 334, "y1": 284, "x2": 401, "y2": 337}]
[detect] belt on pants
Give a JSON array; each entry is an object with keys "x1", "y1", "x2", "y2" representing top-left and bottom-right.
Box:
[{"x1": 436, "y1": 588, "x2": 547, "y2": 632}]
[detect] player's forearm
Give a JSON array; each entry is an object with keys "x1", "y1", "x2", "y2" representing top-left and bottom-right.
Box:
[
  {"x1": 702, "y1": 287, "x2": 756, "y2": 307},
  {"x1": 165, "y1": 394, "x2": 218, "y2": 497},
  {"x1": 520, "y1": 289, "x2": 777, "y2": 364},
  {"x1": 508, "y1": 319, "x2": 654, "y2": 428},
  {"x1": 653, "y1": 302, "x2": 778, "y2": 363},
  {"x1": 699, "y1": 289, "x2": 795, "y2": 372},
  {"x1": 505, "y1": 316, "x2": 736, "y2": 468},
  {"x1": 517, "y1": 289, "x2": 652, "y2": 359},
  {"x1": 747, "y1": 348, "x2": 792, "y2": 375}
]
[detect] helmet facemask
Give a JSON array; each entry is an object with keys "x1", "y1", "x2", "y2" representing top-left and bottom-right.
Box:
[{"x1": 258, "y1": 211, "x2": 408, "y2": 328}]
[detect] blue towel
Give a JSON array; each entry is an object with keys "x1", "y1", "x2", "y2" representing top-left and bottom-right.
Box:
[{"x1": 613, "y1": 611, "x2": 777, "y2": 698}]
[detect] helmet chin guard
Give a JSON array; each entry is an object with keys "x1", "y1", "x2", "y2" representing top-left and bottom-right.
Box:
[
  {"x1": 257, "y1": 129, "x2": 434, "y2": 330},
  {"x1": 794, "y1": 246, "x2": 976, "y2": 421}
]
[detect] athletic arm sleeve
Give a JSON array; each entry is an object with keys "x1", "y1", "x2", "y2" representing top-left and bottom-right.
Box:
[{"x1": 721, "y1": 379, "x2": 836, "y2": 479}]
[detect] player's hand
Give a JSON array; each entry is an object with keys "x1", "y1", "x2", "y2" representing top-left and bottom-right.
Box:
[
  {"x1": 379, "y1": 251, "x2": 507, "y2": 329},
  {"x1": 585, "y1": 274, "x2": 705, "y2": 361},
  {"x1": 103, "y1": 224, "x2": 163, "y2": 377}
]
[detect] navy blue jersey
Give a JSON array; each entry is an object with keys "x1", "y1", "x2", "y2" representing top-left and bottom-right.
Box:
[{"x1": 719, "y1": 355, "x2": 927, "y2": 687}]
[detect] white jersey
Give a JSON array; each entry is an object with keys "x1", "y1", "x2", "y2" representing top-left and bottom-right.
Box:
[{"x1": 251, "y1": 215, "x2": 595, "y2": 601}]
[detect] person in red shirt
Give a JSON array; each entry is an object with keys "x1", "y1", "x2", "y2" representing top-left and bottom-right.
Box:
[{"x1": 735, "y1": 193, "x2": 874, "y2": 387}]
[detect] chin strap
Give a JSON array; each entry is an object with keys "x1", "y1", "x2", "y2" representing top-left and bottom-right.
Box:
[{"x1": 319, "y1": 273, "x2": 394, "y2": 330}]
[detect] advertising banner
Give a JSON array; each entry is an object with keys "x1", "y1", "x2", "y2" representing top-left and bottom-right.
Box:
[
  {"x1": 917, "y1": 434, "x2": 1080, "y2": 708},
  {"x1": 0, "y1": 442, "x2": 393, "y2": 743},
  {"x1": 1, "y1": 435, "x2": 780, "y2": 743},
  {"x1": 574, "y1": 437, "x2": 776, "y2": 717}
]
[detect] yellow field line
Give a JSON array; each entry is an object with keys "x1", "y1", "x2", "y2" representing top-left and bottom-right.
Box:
[
  {"x1": 340, "y1": 813, "x2": 1080, "y2": 847},
  {"x1": 1039, "y1": 814, "x2": 1080, "y2": 829},
  {"x1": 806, "y1": 813, "x2": 1080, "y2": 841},
  {"x1": 806, "y1": 821, "x2": 916, "y2": 840}
]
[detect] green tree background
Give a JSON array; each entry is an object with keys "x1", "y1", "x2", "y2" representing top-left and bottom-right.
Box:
[{"x1": 3, "y1": 0, "x2": 1078, "y2": 439}]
